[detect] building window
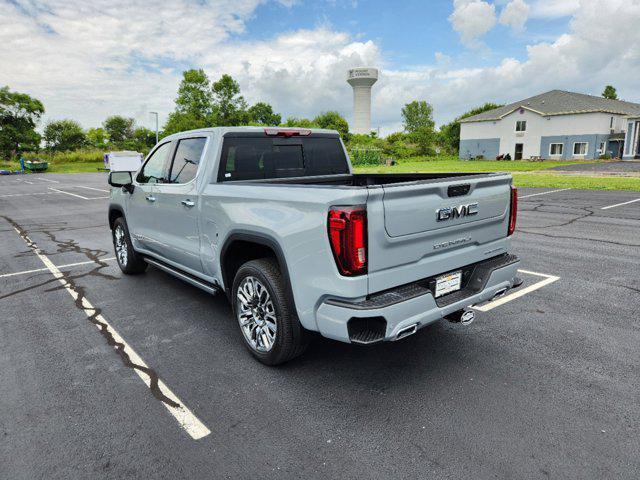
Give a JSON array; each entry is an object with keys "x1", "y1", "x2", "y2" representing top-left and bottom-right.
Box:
[
  {"x1": 573, "y1": 142, "x2": 588, "y2": 156},
  {"x1": 549, "y1": 143, "x2": 563, "y2": 156},
  {"x1": 515, "y1": 120, "x2": 527, "y2": 132},
  {"x1": 598, "y1": 142, "x2": 605, "y2": 155},
  {"x1": 610, "y1": 117, "x2": 614, "y2": 129}
]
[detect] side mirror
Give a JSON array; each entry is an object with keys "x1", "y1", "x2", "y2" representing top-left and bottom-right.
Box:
[{"x1": 108, "y1": 171, "x2": 134, "y2": 193}]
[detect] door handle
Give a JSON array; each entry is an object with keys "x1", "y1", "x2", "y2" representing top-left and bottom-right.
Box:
[
  {"x1": 181, "y1": 199, "x2": 195, "y2": 207},
  {"x1": 145, "y1": 195, "x2": 156, "y2": 202}
]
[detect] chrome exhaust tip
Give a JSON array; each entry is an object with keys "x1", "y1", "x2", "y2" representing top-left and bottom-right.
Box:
[
  {"x1": 460, "y1": 310, "x2": 475, "y2": 326},
  {"x1": 396, "y1": 323, "x2": 418, "y2": 340},
  {"x1": 445, "y1": 309, "x2": 475, "y2": 326},
  {"x1": 492, "y1": 287, "x2": 508, "y2": 300}
]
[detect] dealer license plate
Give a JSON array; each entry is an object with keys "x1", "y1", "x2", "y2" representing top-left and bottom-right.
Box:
[{"x1": 435, "y1": 271, "x2": 462, "y2": 298}]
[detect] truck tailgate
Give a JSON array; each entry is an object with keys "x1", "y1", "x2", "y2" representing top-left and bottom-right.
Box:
[{"x1": 366, "y1": 174, "x2": 513, "y2": 294}]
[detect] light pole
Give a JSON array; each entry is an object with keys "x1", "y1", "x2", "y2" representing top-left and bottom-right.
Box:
[{"x1": 149, "y1": 111, "x2": 159, "y2": 144}]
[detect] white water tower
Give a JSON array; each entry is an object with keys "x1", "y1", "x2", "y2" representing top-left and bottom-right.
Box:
[{"x1": 347, "y1": 67, "x2": 378, "y2": 135}]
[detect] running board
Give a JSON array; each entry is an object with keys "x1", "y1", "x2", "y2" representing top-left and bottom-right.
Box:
[{"x1": 144, "y1": 257, "x2": 219, "y2": 295}]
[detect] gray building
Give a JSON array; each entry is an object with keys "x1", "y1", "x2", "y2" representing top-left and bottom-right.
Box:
[{"x1": 459, "y1": 90, "x2": 640, "y2": 160}]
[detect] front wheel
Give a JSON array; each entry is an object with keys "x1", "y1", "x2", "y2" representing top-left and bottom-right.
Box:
[
  {"x1": 112, "y1": 217, "x2": 147, "y2": 274},
  {"x1": 232, "y1": 258, "x2": 308, "y2": 365}
]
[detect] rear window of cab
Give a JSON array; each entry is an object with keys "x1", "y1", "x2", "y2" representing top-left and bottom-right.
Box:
[{"x1": 218, "y1": 136, "x2": 349, "y2": 181}]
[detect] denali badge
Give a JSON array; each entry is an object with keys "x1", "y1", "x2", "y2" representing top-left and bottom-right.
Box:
[{"x1": 436, "y1": 203, "x2": 478, "y2": 221}]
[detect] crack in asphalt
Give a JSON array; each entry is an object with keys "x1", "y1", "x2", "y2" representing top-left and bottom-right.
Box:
[
  {"x1": 1, "y1": 215, "x2": 180, "y2": 409},
  {"x1": 517, "y1": 229, "x2": 640, "y2": 248}
]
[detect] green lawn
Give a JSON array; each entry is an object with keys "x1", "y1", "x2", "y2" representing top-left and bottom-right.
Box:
[
  {"x1": 3, "y1": 156, "x2": 639, "y2": 191},
  {"x1": 1, "y1": 160, "x2": 105, "y2": 174},
  {"x1": 354, "y1": 158, "x2": 640, "y2": 191}
]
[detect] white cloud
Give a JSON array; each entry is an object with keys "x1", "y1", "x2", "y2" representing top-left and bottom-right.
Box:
[
  {"x1": 0, "y1": 0, "x2": 639, "y2": 138},
  {"x1": 530, "y1": 0, "x2": 580, "y2": 18},
  {"x1": 0, "y1": 0, "x2": 379, "y2": 131},
  {"x1": 499, "y1": 0, "x2": 530, "y2": 31},
  {"x1": 381, "y1": 0, "x2": 640, "y2": 129},
  {"x1": 449, "y1": 0, "x2": 497, "y2": 47}
]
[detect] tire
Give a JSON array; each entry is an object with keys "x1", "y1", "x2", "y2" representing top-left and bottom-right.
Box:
[
  {"x1": 112, "y1": 217, "x2": 147, "y2": 275},
  {"x1": 232, "y1": 258, "x2": 308, "y2": 365}
]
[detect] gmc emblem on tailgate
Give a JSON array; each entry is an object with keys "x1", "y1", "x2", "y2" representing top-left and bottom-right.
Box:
[{"x1": 436, "y1": 203, "x2": 479, "y2": 221}]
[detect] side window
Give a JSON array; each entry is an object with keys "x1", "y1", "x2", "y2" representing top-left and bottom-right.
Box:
[
  {"x1": 515, "y1": 120, "x2": 526, "y2": 132},
  {"x1": 168, "y1": 137, "x2": 207, "y2": 184},
  {"x1": 137, "y1": 142, "x2": 172, "y2": 184}
]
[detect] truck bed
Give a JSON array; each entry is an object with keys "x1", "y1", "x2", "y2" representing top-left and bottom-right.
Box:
[{"x1": 232, "y1": 172, "x2": 501, "y2": 187}]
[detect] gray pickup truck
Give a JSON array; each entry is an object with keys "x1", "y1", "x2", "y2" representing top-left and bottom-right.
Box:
[{"x1": 108, "y1": 127, "x2": 521, "y2": 365}]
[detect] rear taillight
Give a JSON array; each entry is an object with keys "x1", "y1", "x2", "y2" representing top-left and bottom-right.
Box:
[
  {"x1": 508, "y1": 186, "x2": 518, "y2": 236},
  {"x1": 328, "y1": 206, "x2": 367, "y2": 276}
]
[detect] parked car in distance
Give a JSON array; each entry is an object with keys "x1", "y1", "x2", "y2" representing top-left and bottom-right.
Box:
[{"x1": 108, "y1": 127, "x2": 521, "y2": 365}]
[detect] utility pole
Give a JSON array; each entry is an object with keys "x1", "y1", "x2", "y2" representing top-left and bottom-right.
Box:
[{"x1": 149, "y1": 111, "x2": 159, "y2": 144}]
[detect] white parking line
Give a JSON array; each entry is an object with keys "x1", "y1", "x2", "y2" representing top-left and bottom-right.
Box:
[
  {"x1": 0, "y1": 257, "x2": 116, "y2": 279},
  {"x1": 519, "y1": 188, "x2": 571, "y2": 199},
  {"x1": 34, "y1": 177, "x2": 59, "y2": 183},
  {"x1": 77, "y1": 185, "x2": 109, "y2": 193},
  {"x1": 600, "y1": 198, "x2": 640, "y2": 210},
  {"x1": 47, "y1": 187, "x2": 108, "y2": 200},
  {"x1": 473, "y1": 269, "x2": 560, "y2": 312},
  {"x1": 9, "y1": 224, "x2": 210, "y2": 440},
  {"x1": 0, "y1": 192, "x2": 56, "y2": 198}
]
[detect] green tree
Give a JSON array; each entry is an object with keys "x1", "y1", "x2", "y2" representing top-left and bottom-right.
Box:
[
  {"x1": 411, "y1": 126, "x2": 437, "y2": 156},
  {"x1": 401, "y1": 101, "x2": 435, "y2": 133},
  {"x1": 602, "y1": 85, "x2": 618, "y2": 100},
  {"x1": 212, "y1": 74, "x2": 249, "y2": 126},
  {"x1": 86, "y1": 127, "x2": 108, "y2": 149},
  {"x1": 103, "y1": 115, "x2": 135, "y2": 147},
  {"x1": 163, "y1": 69, "x2": 216, "y2": 137},
  {"x1": 438, "y1": 102, "x2": 503, "y2": 154},
  {"x1": 0, "y1": 86, "x2": 45, "y2": 159},
  {"x1": 128, "y1": 127, "x2": 157, "y2": 151},
  {"x1": 43, "y1": 119, "x2": 86, "y2": 152},
  {"x1": 176, "y1": 69, "x2": 214, "y2": 118},
  {"x1": 401, "y1": 101, "x2": 436, "y2": 155},
  {"x1": 313, "y1": 111, "x2": 350, "y2": 140},
  {"x1": 163, "y1": 111, "x2": 208, "y2": 138},
  {"x1": 248, "y1": 102, "x2": 281, "y2": 126},
  {"x1": 283, "y1": 117, "x2": 318, "y2": 129}
]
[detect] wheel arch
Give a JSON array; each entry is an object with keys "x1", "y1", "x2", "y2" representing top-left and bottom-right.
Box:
[
  {"x1": 219, "y1": 231, "x2": 295, "y2": 307},
  {"x1": 108, "y1": 204, "x2": 125, "y2": 230}
]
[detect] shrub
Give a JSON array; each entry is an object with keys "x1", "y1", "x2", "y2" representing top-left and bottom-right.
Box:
[
  {"x1": 21, "y1": 149, "x2": 104, "y2": 163},
  {"x1": 350, "y1": 148, "x2": 383, "y2": 166}
]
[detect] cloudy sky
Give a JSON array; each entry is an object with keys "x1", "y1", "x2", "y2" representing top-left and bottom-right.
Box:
[{"x1": 1, "y1": 0, "x2": 639, "y2": 134}]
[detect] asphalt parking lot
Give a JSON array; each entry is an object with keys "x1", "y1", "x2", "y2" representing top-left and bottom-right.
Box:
[{"x1": 1, "y1": 173, "x2": 639, "y2": 479}]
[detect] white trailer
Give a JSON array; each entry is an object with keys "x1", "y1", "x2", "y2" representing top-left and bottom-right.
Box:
[{"x1": 104, "y1": 151, "x2": 143, "y2": 172}]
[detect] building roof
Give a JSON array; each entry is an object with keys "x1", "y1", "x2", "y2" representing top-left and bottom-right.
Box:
[{"x1": 460, "y1": 90, "x2": 640, "y2": 123}]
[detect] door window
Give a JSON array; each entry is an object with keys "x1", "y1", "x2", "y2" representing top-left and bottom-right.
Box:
[
  {"x1": 137, "y1": 142, "x2": 172, "y2": 184},
  {"x1": 168, "y1": 137, "x2": 207, "y2": 184}
]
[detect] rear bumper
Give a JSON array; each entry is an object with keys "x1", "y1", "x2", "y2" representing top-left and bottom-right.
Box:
[{"x1": 315, "y1": 254, "x2": 520, "y2": 344}]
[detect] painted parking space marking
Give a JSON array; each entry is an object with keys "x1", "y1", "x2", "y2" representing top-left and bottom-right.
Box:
[
  {"x1": 519, "y1": 188, "x2": 571, "y2": 199},
  {"x1": 601, "y1": 198, "x2": 640, "y2": 210},
  {"x1": 77, "y1": 185, "x2": 109, "y2": 193},
  {"x1": 0, "y1": 192, "x2": 57, "y2": 198},
  {"x1": 6, "y1": 220, "x2": 210, "y2": 440},
  {"x1": 47, "y1": 187, "x2": 108, "y2": 200},
  {"x1": 473, "y1": 269, "x2": 560, "y2": 312},
  {"x1": 33, "y1": 177, "x2": 59, "y2": 183},
  {"x1": 0, "y1": 257, "x2": 116, "y2": 279}
]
